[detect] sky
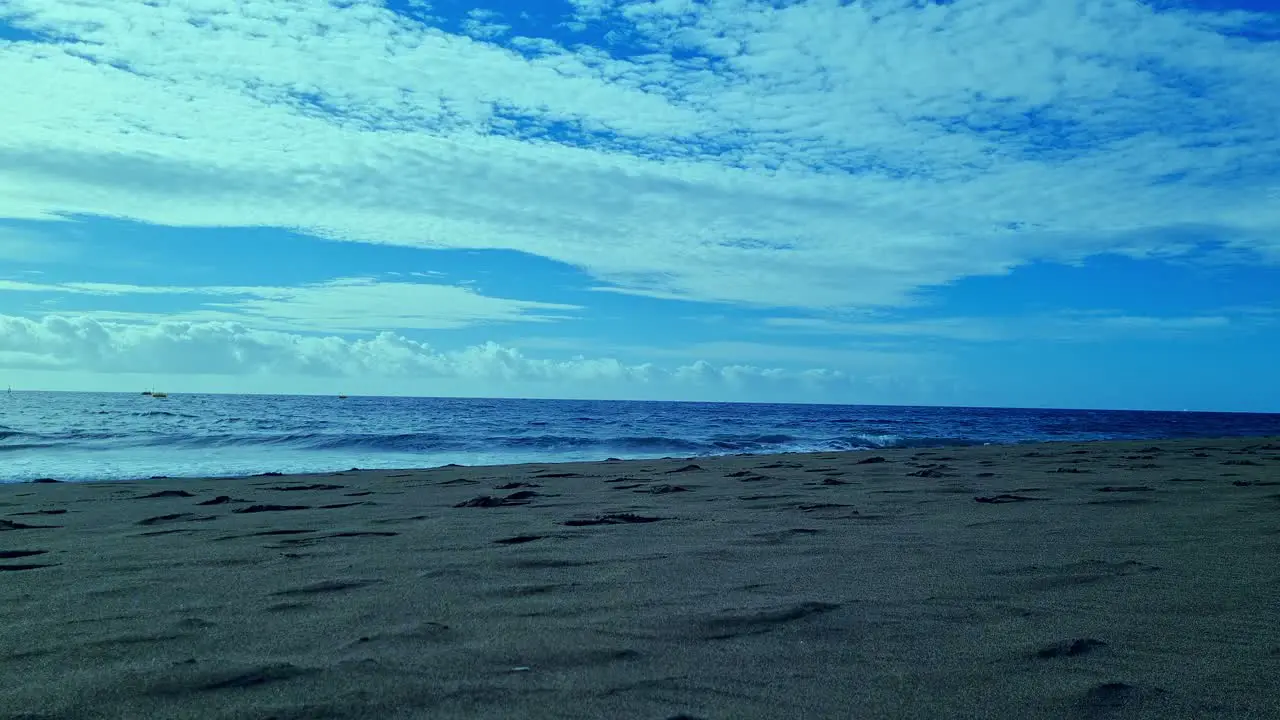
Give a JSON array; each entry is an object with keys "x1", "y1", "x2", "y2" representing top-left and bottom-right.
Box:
[{"x1": 1, "y1": 0, "x2": 1278, "y2": 411}]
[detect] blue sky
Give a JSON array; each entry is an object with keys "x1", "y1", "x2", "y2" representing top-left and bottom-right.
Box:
[{"x1": 1, "y1": 0, "x2": 1278, "y2": 411}]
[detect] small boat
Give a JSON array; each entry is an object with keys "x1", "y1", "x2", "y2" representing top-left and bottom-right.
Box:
[
  {"x1": 141, "y1": 391, "x2": 152, "y2": 396},
  {"x1": 338, "y1": 394, "x2": 349, "y2": 399},
  {"x1": 151, "y1": 392, "x2": 168, "y2": 399}
]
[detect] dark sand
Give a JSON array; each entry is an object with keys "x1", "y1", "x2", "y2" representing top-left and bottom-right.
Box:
[{"x1": 3, "y1": 438, "x2": 1279, "y2": 719}]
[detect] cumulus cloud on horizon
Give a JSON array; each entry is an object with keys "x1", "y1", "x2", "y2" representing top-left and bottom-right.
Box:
[{"x1": 0, "y1": 313, "x2": 868, "y2": 399}]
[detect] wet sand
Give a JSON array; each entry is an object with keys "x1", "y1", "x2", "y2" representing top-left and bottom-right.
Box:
[{"x1": 3, "y1": 437, "x2": 1279, "y2": 719}]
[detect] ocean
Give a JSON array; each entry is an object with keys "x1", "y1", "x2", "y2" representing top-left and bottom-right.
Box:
[{"x1": 2, "y1": 391, "x2": 1279, "y2": 483}]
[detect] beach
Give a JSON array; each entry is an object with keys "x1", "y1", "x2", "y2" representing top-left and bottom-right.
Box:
[{"x1": 3, "y1": 437, "x2": 1279, "y2": 719}]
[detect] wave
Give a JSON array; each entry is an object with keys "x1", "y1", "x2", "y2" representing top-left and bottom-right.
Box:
[
  {"x1": 0, "y1": 427, "x2": 979, "y2": 458},
  {"x1": 131, "y1": 410, "x2": 201, "y2": 419},
  {"x1": 0, "y1": 442, "x2": 61, "y2": 452}
]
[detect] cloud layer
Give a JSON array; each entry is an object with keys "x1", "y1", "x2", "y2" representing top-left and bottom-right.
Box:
[
  {"x1": 2, "y1": 0, "x2": 1277, "y2": 310},
  {"x1": 0, "y1": 277, "x2": 577, "y2": 332},
  {"x1": 0, "y1": 313, "x2": 865, "y2": 400},
  {"x1": 763, "y1": 310, "x2": 1256, "y2": 342}
]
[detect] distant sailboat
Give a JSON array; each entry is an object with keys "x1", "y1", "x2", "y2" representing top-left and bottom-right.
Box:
[
  {"x1": 142, "y1": 390, "x2": 153, "y2": 396},
  {"x1": 338, "y1": 394, "x2": 349, "y2": 399}
]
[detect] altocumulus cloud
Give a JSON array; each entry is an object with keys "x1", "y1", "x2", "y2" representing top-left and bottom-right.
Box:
[
  {"x1": 0, "y1": 277, "x2": 580, "y2": 333},
  {"x1": 0, "y1": 0, "x2": 1277, "y2": 310}
]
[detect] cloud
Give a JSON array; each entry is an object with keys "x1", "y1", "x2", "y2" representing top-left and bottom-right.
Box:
[
  {"x1": 461, "y1": 9, "x2": 511, "y2": 39},
  {"x1": 0, "y1": 277, "x2": 579, "y2": 332},
  {"x1": 765, "y1": 316, "x2": 1006, "y2": 342},
  {"x1": 763, "y1": 309, "x2": 1247, "y2": 342},
  {"x1": 633, "y1": 338, "x2": 935, "y2": 371},
  {"x1": 0, "y1": 0, "x2": 1277, "y2": 310},
  {"x1": 0, "y1": 313, "x2": 868, "y2": 398}
]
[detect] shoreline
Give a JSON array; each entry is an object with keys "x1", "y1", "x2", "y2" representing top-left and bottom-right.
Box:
[
  {"x1": 4, "y1": 435, "x2": 1279, "y2": 718},
  {"x1": 8, "y1": 434, "x2": 1280, "y2": 486}
]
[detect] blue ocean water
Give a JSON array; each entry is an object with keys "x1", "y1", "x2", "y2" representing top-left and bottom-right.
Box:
[{"x1": 2, "y1": 391, "x2": 1279, "y2": 483}]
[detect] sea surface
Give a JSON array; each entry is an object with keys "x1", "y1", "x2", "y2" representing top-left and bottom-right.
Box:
[{"x1": 2, "y1": 391, "x2": 1279, "y2": 483}]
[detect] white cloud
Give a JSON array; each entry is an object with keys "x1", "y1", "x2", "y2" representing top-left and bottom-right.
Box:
[
  {"x1": 0, "y1": 313, "x2": 878, "y2": 401},
  {"x1": 649, "y1": 339, "x2": 935, "y2": 371},
  {"x1": 462, "y1": 8, "x2": 511, "y2": 39},
  {"x1": 763, "y1": 310, "x2": 1243, "y2": 342},
  {"x1": 0, "y1": 276, "x2": 578, "y2": 332},
  {"x1": 0, "y1": 0, "x2": 1276, "y2": 310}
]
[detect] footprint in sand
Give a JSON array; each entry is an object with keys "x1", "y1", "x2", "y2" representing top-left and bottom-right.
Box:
[
  {"x1": 563, "y1": 513, "x2": 664, "y2": 526},
  {"x1": 454, "y1": 494, "x2": 532, "y2": 508},
  {"x1": 751, "y1": 528, "x2": 822, "y2": 544},
  {"x1": 137, "y1": 513, "x2": 217, "y2": 526},
  {"x1": 1003, "y1": 559, "x2": 1160, "y2": 592},
  {"x1": 755, "y1": 462, "x2": 800, "y2": 470},
  {"x1": 135, "y1": 490, "x2": 197, "y2": 499},
  {"x1": 274, "y1": 531, "x2": 398, "y2": 547},
  {"x1": 908, "y1": 469, "x2": 953, "y2": 478},
  {"x1": 974, "y1": 494, "x2": 1041, "y2": 504},
  {"x1": 493, "y1": 534, "x2": 547, "y2": 545},
  {"x1": 1, "y1": 519, "x2": 62, "y2": 530},
  {"x1": 226, "y1": 529, "x2": 315, "y2": 539},
  {"x1": 797, "y1": 502, "x2": 856, "y2": 512},
  {"x1": 136, "y1": 528, "x2": 207, "y2": 537},
  {"x1": 695, "y1": 601, "x2": 840, "y2": 640},
  {"x1": 151, "y1": 663, "x2": 313, "y2": 695},
  {"x1": 1079, "y1": 682, "x2": 1165, "y2": 715},
  {"x1": 1035, "y1": 638, "x2": 1107, "y2": 659},
  {"x1": 664, "y1": 465, "x2": 703, "y2": 474},
  {"x1": 0, "y1": 562, "x2": 59, "y2": 572},
  {"x1": 0, "y1": 549, "x2": 48, "y2": 559},
  {"x1": 272, "y1": 579, "x2": 381, "y2": 596},
  {"x1": 370, "y1": 515, "x2": 428, "y2": 525},
  {"x1": 197, "y1": 496, "x2": 248, "y2": 505},
  {"x1": 639, "y1": 484, "x2": 689, "y2": 494}
]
